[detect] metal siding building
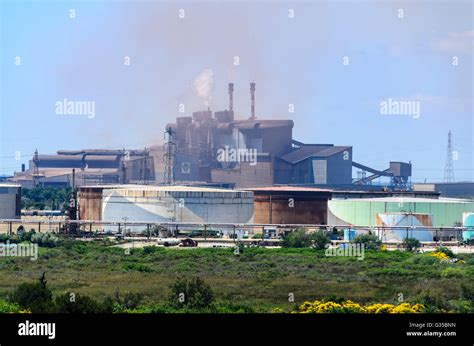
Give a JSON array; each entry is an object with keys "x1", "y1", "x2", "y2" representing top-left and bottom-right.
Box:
[
  {"x1": 328, "y1": 197, "x2": 474, "y2": 227},
  {"x1": 0, "y1": 184, "x2": 21, "y2": 219}
]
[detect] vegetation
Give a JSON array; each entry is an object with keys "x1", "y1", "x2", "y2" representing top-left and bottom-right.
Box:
[
  {"x1": 21, "y1": 186, "x2": 71, "y2": 211},
  {"x1": 9, "y1": 273, "x2": 53, "y2": 313},
  {"x1": 168, "y1": 277, "x2": 214, "y2": 310},
  {"x1": 0, "y1": 238, "x2": 473, "y2": 313},
  {"x1": 295, "y1": 299, "x2": 425, "y2": 314},
  {"x1": 281, "y1": 229, "x2": 312, "y2": 248},
  {"x1": 281, "y1": 229, "x2": 330, "y2": 249},
  {"x1": 402, "y1": 238, "x2": 421, "y2": 252},
  {"x1": 0, "y1": 231, "x2": 62, "y2": 248},
  {"x1": 311, "y1": 230, "x2": 331, "y2": 250},
  {"x1": 353, "y1": 233, "x2": 382, "y2": 250}
]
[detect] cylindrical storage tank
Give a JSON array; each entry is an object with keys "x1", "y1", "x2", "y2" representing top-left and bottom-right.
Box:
[
  {"x1": 101, "y1": 185, "x2": 254, "y2": 232},
  {"x1": 463, "y1": 213, "x2": 474, "y2": 241},
  {"x1": 0, "y1": 184, "x2": 21, "y2": 219},
  {"x1": 78, "y1": 187, "x2": 104, "y2": 220}
]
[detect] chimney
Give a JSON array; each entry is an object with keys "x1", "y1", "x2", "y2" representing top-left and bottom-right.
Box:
[
  {"x1": 250, "y1": 82, "x2": 256, "y2": 120},
  {"x1": 228, "y1": 83, "x2": 234, "y2": 112}
]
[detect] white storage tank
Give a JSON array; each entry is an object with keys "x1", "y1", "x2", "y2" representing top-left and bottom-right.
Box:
[{"x1": 101, "y1": 185, "x2": 254, "y2": 232}]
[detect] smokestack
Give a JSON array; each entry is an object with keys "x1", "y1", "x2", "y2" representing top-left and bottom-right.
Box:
[
  {"x1": 228, "y1": 83, "x2": 234, "y2": 112},
  {"x1": 72, "y1": 168, "x2": 76, "y2": 190},
  {"x1": 250, "y1": 82, "x2": 256, "y2": 120}
]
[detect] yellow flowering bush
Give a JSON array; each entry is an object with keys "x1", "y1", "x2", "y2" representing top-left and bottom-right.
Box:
[
  {"x1": 428, "y1": 251, "x2": 450, "y2": 261},
  {"x1": 297, "y1": 300, "x2": 424, "y2": 314}
]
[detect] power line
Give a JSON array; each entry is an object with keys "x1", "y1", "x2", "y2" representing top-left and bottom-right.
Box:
[{"x1": 443, "y1": 130, "x2": 455, "y2": 183}]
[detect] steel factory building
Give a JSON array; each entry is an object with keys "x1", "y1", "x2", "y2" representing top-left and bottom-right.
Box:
[
  {"x1": 9, "y1": 148, "x2": 163, "y2": 188},
  {"x1": 164, "y1": 83, "x2": 412, "y2": 189},
  {"x1": 13, "y1": 83, "x2": 413, "y2": 190}
]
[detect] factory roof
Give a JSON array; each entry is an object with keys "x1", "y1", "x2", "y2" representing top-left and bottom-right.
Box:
[
  {"x1": 280, "y1": 145, "x2": 351, "y2": 164},
  {"x1": 332, "y1": 196, "x2": 474, "y2": 203},
  {"x1": 231, "y1": 119, "x2": 294, "y2": 130},
  {"x1": 169, "y1": 118, "x2": 294, "y2": 132},
  {"x1": 247, "y1": 186, "x2": 332, "y2": 192},
  {"x1": 0, "y1": 183, "x2": 21, "y2": 188},
  {"x1": 103, "y1": 185, "x2": 243, "y2": 193},
  {"x1": 10, "y1": 168, "x2": 120, "y2": 181}
]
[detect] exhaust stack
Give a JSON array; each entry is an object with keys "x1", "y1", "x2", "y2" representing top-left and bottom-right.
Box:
[
  {"x1": 228, "y1": 83, "x2": 234, "y2": 112},
  {"x1": 250, "y1": 82, "x2": 256, "y2": 120}
]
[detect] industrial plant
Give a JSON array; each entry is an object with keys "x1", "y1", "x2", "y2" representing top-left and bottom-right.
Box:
[
  {"x1": 11, "y1": 83, "x2": 415, "y2": 190},
  {"x1": 4, "y1": 83, "x2": 474, "y2": 243}
]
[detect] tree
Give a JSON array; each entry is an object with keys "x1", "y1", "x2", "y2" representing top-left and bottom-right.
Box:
[
  {"x1": 168, "y1": 277, "x2": 214, "y2": 310},
  {"x1": 10, "y1": 273, "x2": 53, "y2": 313}
]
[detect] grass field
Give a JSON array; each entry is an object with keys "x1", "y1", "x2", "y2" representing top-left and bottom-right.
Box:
[{"x1": 1, "y1": 239, "x2": 474, "y2": 313}]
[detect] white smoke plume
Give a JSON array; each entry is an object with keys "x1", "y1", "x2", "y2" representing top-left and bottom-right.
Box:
[{"x1": 194, "y1": 69, "x2": 214, "y2": 108}]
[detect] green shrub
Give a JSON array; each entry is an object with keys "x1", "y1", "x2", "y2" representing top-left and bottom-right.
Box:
[
  {"x1": 281, "y1": 229, "x2": 312, "y2": 248},
  {"x1": 121, "y1": 292, "x2": 143, "y2": 309},
  {"x1": 54, "y1": 292, "x2": 107, "y2": 313},
  {"x1": 409, "y1": 255, "x2": 438, "y2": 266},
  {"x1": 102, "y1": 290, "x2": 144, "y2": 312},
  {"x1": 0, "y1": 234, "x2": 12, "y2": 243},
  {"x1": 215, "y1": 302, "x2": 255, "y2": 313},
  {"x1": 311, "y1": 230, "x2": 331, "y2": 250},
  {"x1": 143, "y1": 246, "x2": 161, "y2": 254},
  {"x1": 30, "y1": 233, "x2": 60, "y2": 248},
  {"x1": 402, "y1": 238, "x2": 421, "y2": 252},
  {"x1": 353, "y1": 234, "x2": 381, "y2": 250},
  {"x1": 0, "y1": 300, "x2": 27, "y2": 313},
  {"x1": 123, "y1": 263, "x2": 153, "y2": 273},
  {"x1": 461, "y1": 283, "x2": 474, "y2": 302},
  {"x1": 447, "y1": 299, "x2": 473, "y2": 313},
  {"x1": 416, "y1": 291, "x2": 447, "y2": 313},
  {"x1": 168, "y1": 277, "x2": 214, "y2": 310},
  {"x1": 18, "y1": 229, "x2": 36, "y2": 242},
  {"x1": 10, "y1": 273, "x2": 53, "y2": 313},
  {"x1": 440, "y1": 267, "x2": 465, "y2": 278}
]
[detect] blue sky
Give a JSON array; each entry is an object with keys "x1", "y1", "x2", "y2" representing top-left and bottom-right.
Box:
[{"x1": 1, "y1": 0, "x2": 472, "y2": 182}]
